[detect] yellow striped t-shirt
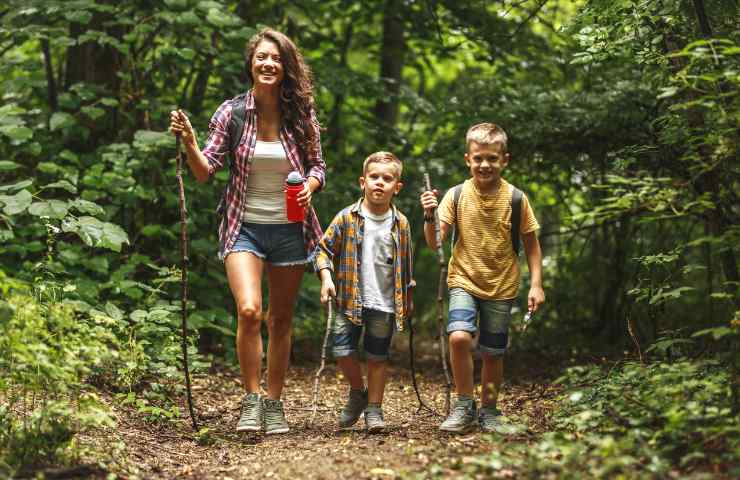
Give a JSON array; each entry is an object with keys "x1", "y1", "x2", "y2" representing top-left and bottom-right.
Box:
[{"x1": 438, "y1": 178, "x2": 539, "y2": 300}]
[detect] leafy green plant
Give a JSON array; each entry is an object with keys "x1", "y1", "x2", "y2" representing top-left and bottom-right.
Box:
[{"x1": 438, "y1": 359, "x2": 739, "y2": 479}]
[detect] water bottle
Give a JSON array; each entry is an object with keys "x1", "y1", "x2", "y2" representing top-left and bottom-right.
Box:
[{"x1": 285, "y1": 171, "x2": 305, "y2": 222}]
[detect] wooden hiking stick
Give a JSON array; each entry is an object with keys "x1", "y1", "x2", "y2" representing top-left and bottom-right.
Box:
[
  {"x1": 175, "y1": 133, "x2": 198, "y2": 430},
  {"x1": 423, "y1": 173, "x2": 452, "y2": 415},
  {"x1": 308, "y1": 300, "x2": 334, "y2": 427}
]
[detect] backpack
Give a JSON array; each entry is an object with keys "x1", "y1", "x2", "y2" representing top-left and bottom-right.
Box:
[
  {"x1": 226, "y1": 93, "x2": 249, "y2": 159},
  {"x1": 215, "y1": 94, "x2": 248, "y2": 217},
  {"x1": 449, "y1": 183, "x2": 524, "y2": 255}
]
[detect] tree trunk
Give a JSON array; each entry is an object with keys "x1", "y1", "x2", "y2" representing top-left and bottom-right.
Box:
[
  {"x1": 373, "y1": 0, "x2": 405, "y2": 143},
  {"x1": 328, "y1": 23, "x2": 353, "y2": 157}
]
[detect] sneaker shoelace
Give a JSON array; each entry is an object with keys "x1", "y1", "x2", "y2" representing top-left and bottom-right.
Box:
[{"x1": 241, "y1": 396, "x2": 260, "y2": 422}]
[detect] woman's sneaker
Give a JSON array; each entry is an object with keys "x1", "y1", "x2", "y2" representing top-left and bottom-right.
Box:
[
  {"x1": 364, "y1": 405, "x2": 385, "y2": 433},
  {"x1": 439, "y1": 397, "x2": 477, "y2": 433},
  {"x1": 339, "y1": 388, "x2": 368, "y2": 429},
  {"x1": 263, "y1": 398, "x2": 290, "y2": 435},
  {"x1": 236, "y1": 392, "x2": 262, "y2": 432}
]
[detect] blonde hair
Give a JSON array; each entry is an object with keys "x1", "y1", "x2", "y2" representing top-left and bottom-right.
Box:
[
  {"x1": 362, "y1": 151, "x2": 403, "y2": 177},
  {"x1": 466, "y1": 123, "x2": 508, "y2": 151}
]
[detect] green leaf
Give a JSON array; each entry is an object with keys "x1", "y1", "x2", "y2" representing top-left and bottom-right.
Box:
[
  {"x1": 130, "y1": 310, "x2": 148, "y2": 323},
  {"x1": 0, "y1": 161, "x2": 22, "y2": 172},
  {"x1": 692, "y1": 327, "x2": 735, "y2": 340},
  {"x1": 99, "y1": 222, "x2": 129, "y2": 252},
  {"x1": 205, "y1": 8, "x2": 240, "y2": 27},
  {"x1": 70, "y1": 198, "x2": 105, "y2": 216},
  {"x1": 81, "y1": 106, "x2": 106, "y2": 120},
  {"x1": 43, "y1": 180, "x2": 77, "y2": 194},
  {"x1": 100, "y1": 98, "x2": 119, "y2": 107},
  {"x1": 0, "y1": 125, "x2": 33, "y2": 142},
  {"x1": 28, "y1": 200, "x2": 70, "y2": 219},
  {"x1": 0, "y1": 179, "x2": 33, "y2": 192},
  {"x1": 104, "y1": 302, "x2": 123, "y2": 321},
  {"x1": 75, "y1": 216, "x2": 104, "y2": 246},
  {"x1": 50, "y1": 112, "x2": 76, "y2": 131},
  {"x1": 64, "y1": 10, "x2": 93, "y2": 24},
  {"x1": 178, "y1": 48, "x2": 196, "y2": 60},
  {"x1": 649, "y1": 286, "x2": 695, "y2": 305},
  {"x1": 0, "y1": 189, "x2": 32, "y2": 215},
  {"x1": 657, "y1": 87, "x2": 678, "y2": 99}
]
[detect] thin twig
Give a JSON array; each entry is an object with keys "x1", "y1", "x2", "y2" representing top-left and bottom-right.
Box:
[
  {"x1": 176, "y1": 133, "x2": 198, "y2": 430},
  {"x1": 627, "y1": 316, "x2": 644, "y2": 365},
  {"x1": 309, "y1": 300, "x2": 333, "y2": 427},
  {"x1": 408, "y1": 312, "x2": 441, "y2": 417},
  {"x1": 424, "y1": 173, "x2": 452, "y2": 415}
]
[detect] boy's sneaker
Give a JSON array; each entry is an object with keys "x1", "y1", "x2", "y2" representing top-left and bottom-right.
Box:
[
  {"x1": 479, "y1": 406, "x2": 519, "y2": 435},
  {"x1": 339, "y1": 388, "x2": 368, "y2": 429},
  {"x1": 364, "y1": 405, "x2": 385, "y2": 433},
  {"x1": 263, "y1": 398, "x2": 290, "y2": 435},
  {"x1": 439, "y1": 397, "x2": 477, "y2": 433},
  {"x1": 479, "y1": 405, "x2": 506, "y2": 433},
  {"x1": 236, "y1": 392, "x2": 262, "y2": 432}
]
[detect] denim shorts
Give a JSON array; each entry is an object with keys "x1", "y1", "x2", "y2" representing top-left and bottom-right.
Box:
[
  {"x1": 332, "y1": 308, "x2": 395, "y2": 361},
  {"x1": 229, "y1": 222, "x2": 307, "y2": 266},
  {"x1": 447, "y1": 288, "x2": 513, "y2": 356}
]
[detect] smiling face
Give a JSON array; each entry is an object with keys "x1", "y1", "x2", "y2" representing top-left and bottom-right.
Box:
[
  {"x1": 359, "y1": 162, "x2": 402, "y2": 212},
  {"x1": 250, "y1": 39, "x2": 284, "y2": 88},
  {"x1": 465, "y1": 141, "x2": 510, "y2": 192}
]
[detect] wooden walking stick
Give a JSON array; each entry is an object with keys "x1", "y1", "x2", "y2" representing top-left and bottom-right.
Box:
[
  {"x1": 308, "y1": 299, "x2": 334, "y2": 427},
  {"x1": 423, "y1": 173, "x2": 453, "y2": 415},
  {"x1": 175, "y1": 132, "x2": 198, "y2": 430}
]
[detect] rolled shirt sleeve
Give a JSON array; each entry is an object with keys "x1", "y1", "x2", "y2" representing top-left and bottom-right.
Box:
[{"x1": 201, "y1": 100, "x2": 233, "y2": 177}]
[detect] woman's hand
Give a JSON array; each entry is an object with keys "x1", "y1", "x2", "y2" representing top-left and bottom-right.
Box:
[
  {"x1": 169, "y1": 109, "x2": 196, "y2": 145},
  {"x1": 297, "y1": 176, "x2": 320, "y2": 208}
]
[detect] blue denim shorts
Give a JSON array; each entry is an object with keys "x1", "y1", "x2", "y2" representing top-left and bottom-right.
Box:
[
  {"x1": 447, "y1": 288, "x2": 513, "y2": 356},
  {"x1": 229, "y1": 222, "x2": 307, "y2": 266},
  {"x1": 332, "y1": 308, "x2": 395, "y2": 361}
]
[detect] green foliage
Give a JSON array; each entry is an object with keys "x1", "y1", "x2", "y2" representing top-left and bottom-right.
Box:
[
  {"x1": 0, "y1": 285, "x2": 114, "y2": 475},
  {"x1": 441, "y1": 359, "x2": 739, "y2": 479}
]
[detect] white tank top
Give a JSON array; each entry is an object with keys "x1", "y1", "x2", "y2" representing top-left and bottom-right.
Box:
[{"x1": 242, "y1": 140, "x2": 291, "y2": 223}]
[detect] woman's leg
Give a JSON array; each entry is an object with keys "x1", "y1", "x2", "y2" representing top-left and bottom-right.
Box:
[
  {"x1": 225, "y1": 252, "x2": 264, "y2": 393},
  {"x1": 264, "y1": 264, "x2": 304, "y2": 400}
]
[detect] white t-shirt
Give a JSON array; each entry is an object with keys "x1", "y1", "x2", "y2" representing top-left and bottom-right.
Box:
[
  {"x1": 242, "y1": 140, "x2": 291, "y2": 223},
  {"x1": 359, "y1": 203, "x2": 395, "y2": 313}
]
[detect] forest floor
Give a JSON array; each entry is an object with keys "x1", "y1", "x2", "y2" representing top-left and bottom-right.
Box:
[{"x1": 79, "y1": 345, "x2": 563, "y2": 479}]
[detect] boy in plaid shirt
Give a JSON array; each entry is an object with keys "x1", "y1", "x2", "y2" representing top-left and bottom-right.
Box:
[{"x1": 314, "y1": 152, "x2": 414, "y2": 432}]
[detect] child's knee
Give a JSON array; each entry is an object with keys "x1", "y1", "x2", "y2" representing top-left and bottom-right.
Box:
[{"x1": 449, "y1": 330, "x2": 473, "y2": 350}]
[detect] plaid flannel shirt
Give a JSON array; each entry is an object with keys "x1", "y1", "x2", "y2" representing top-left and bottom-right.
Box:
[
  {"x1": 201, "y1": 90, "x2": 326, "y2": 260},
  {"x1": 314, "y1": 199, "x2": 414, "y2": 331}
]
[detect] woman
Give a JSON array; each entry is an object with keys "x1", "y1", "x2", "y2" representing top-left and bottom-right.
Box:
[{"x1": 169, "y1": 28, "x2": 325, "y2": 435}]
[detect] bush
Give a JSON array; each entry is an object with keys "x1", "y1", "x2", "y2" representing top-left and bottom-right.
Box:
[
  {"x1": 0, "y1": 287, "x2": 114, "y2": 476},
  {"x1": 443, "y1": 359, "x2": 739, "y2": 479}
]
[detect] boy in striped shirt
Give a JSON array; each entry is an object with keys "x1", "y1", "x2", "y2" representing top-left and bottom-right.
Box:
[
  {"x1": 315, "y1": 152, "x2": 414, "y2": 432},
  {"x1": 420, "y1": 123, "x2": 545, "y2": 433}
]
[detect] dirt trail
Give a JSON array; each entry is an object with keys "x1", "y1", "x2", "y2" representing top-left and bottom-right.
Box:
[{"x1": 88, "y1": 351, "x2": 560, "y2": 479}]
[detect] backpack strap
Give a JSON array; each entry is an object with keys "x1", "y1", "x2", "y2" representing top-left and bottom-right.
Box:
[
  {"x1": 510, "y1": 187, "x2": 523, "y2": 256},
  {"x1": 450, "y1": 183, "x2": 464, "y2": 247},
  {"x1": 216, "y1": 94, "x2": 247, "y2": 217},
  {"x1": 227, "y1": 93, "x2": 249, "y2": 158}
]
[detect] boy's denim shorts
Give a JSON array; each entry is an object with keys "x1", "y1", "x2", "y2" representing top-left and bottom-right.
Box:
[
  {"x1": 332, "y1": 308, "x2": 395, "y2": 361},
  {"x1": 447, "y1": 287, "x2": 513, "y2": 356},
  {"x1": 229, "y1": 222, "x2": 307, "y2": 266}
]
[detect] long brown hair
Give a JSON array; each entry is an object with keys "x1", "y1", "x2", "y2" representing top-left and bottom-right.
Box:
[{"x1": 245, "y1": 28, "x2": 319, "y2": 159}]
